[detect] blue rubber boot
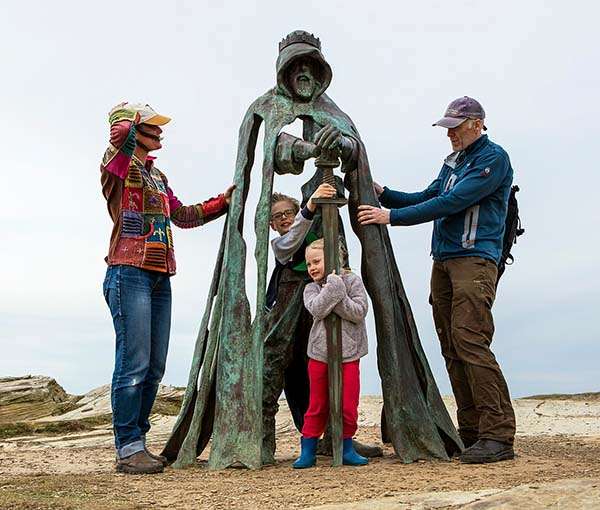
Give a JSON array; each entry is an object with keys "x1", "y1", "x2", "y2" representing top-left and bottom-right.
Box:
[
  {"x1": 292, "y1": 437, "x2": 318, "y2": 469},
  {"x1": 343, "y1": 438, "x2": 368, "y2": 466}
]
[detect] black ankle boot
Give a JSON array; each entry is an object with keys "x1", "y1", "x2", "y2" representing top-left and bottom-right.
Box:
[
  {"x1": 460, "y1": 435, "x2": 478, "y2": 449},
  {"x1": 460, "y1": 439, "x2": 514, "y2": 464}
]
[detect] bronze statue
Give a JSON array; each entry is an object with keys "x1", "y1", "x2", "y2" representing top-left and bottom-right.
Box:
[{"x1": 163, "y1": 31, "x2": 462, "y2": 470}]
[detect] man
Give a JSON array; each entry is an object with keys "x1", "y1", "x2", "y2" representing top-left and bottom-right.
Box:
[
  {"x1": 101, "y1": 102, "x2": 233, "y2": 474},
  {"x1": 358, "y1": 96, "x2": 516, "y2": 463}
]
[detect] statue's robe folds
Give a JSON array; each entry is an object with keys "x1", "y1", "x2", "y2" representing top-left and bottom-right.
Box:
[{"x1": 163, "y1": 50, "x2": 462, "y2": 470}]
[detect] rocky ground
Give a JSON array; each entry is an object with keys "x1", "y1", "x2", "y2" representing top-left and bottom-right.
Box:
[{"x1": 1, "y1": 376, "x2": 599, "y2": 509}]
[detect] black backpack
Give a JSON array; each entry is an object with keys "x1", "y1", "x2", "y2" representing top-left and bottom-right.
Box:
[{"x1": 497, "y1": 185, "x2": 525, "y2": 285}]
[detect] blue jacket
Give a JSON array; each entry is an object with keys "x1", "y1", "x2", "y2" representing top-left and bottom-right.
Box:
[{"x1": 380, "y1": 135, "x2": 513, "y2": 263}]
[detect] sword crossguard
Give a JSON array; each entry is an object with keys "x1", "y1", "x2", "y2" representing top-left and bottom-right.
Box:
[{"x1": 315, "y1": 148, "x2": 345, "y2": 198}]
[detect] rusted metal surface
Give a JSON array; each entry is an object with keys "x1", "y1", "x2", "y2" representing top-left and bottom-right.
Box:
[{"x1": 162, "y1": 31, "x2": 462, "y2": 469}]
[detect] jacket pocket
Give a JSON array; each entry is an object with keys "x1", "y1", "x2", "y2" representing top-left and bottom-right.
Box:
[{"x1": 461, "y1": 205, "x2": 480, "y2": 249}]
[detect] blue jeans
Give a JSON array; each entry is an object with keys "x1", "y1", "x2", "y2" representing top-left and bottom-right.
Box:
[{"x1": 103, "y1": 265, "x2": 172, "y2": 458}]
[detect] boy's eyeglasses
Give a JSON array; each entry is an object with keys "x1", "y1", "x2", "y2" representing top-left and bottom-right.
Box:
[{"x1": 271, "y1": 209, "x2": 296, "y2": 221}]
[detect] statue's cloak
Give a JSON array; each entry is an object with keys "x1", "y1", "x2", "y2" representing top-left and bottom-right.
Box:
[{"x1": 163, "y1": 43, "x2": 461, "y2": 469}]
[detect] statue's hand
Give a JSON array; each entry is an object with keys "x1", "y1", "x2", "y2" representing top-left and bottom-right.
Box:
[
  {"x1": 315, "y1": 124, "x2": 355, "y2": 163},
  {"x1": 315, "y1": 124, "x2": 343, "y2": 150},
  {"x1": 292, "y1": 139, "x2": 321, "y2": 161}
]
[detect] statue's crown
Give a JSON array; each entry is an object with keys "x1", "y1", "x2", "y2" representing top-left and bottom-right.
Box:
[{"x1": 279, "y1": 30, "x2": 321, "y2": 52}]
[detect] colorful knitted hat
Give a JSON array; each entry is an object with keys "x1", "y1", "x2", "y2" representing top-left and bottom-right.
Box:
[{"x1": 109, "y1": 102, "x2": 171, "y2": 126}]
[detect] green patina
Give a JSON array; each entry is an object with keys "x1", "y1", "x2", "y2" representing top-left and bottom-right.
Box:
[{"x1": 162, "y1": 31, "x2": 463, "y2": 470}]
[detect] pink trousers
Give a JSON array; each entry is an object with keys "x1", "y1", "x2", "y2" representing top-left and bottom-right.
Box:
[{"x1": 301, "y1": 359, "x2": 360, "y2": 439}]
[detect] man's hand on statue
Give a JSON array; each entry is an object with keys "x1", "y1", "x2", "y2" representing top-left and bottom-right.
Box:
[
  {"x1": 307, "y1": 183, "x2": 336, "y2": 212},
  {"x1": 315, "y1": 124, "x2": 344, "y2": 150},
  {"x1": 223, "y1": 184, "x2": 236, "y2": 205},
  {"x1": 110, "y1": 120, "x2": 133, "y2": 147},
  {"x1": 357, "y1": 205, "x2": 391, "y2": 225},
  {"x1": 373, "y1": 181, "x2": 384, "y2": 198}
]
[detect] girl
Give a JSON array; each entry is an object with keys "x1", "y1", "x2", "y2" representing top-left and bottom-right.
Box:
[{"x1": 293, "y1": 239, "x2": 369, "y2": 468}]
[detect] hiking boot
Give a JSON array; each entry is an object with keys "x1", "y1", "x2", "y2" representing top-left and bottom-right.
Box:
[
  {"x1": 317, "y1": 435, "x2": 382, "y2": 458},
  {"x1": 450, "y1": 436, "x2": 476, "y2": 458},
  {"x1": 460, "y1": 435, "x2": 478, "y2": 449},
  {"x1": 145, "y1": 447, "x2": 168, "y2": 467},
  {"x1": 116, "y1": 451, "x2": 164, "y2": 474},
  {"x1": 460, "y1": 439, "x2": 514, "y2": 464}
]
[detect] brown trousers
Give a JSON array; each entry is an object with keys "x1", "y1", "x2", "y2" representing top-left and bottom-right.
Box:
[{"x1": 430, "y1": 257, "x2": 516, "y2": 445}]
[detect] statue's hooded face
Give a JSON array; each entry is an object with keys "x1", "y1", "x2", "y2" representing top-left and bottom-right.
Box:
[
  {"x1": 276, "y1": 42, "x2": 332, "y2": 102},
  {"x1": 287, "y1": 58, "x2": 320, "y2": 100}
]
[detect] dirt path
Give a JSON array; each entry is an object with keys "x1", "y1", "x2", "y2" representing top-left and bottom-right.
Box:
[
  {"x1": 2, "y1": 431, "x2": 600, "y2": 509},
  {"x1": 2, "y1": 396, "x2": 600, "y2": 509}
]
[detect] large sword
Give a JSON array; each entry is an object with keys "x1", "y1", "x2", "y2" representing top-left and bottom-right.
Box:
[{"x1": 312, "y1": 147, "x2": 347, "y2": 467}]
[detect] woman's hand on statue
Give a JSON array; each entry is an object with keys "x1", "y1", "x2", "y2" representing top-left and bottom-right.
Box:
[
  {"x1": 357, "y1": 204, "x2": 390, "y2": 225},
  {"x1": 223, "y1": 184, "x2": 236, "y2": 205},
  {"x1": 307, "y1": 183, "x2": 336, "y2": 212},
  {"x1": 373, "y1": 181, "x2": 384, "y2": 198}
]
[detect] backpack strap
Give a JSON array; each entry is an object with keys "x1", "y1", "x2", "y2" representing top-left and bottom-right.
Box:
[{"x1": 497, "y1": 185, "x2": 525, "y2": 286}]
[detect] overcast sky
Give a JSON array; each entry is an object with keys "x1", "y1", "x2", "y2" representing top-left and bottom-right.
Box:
[{"x1": 1, "y1": 1, "x2": 598, "y2": 398}]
